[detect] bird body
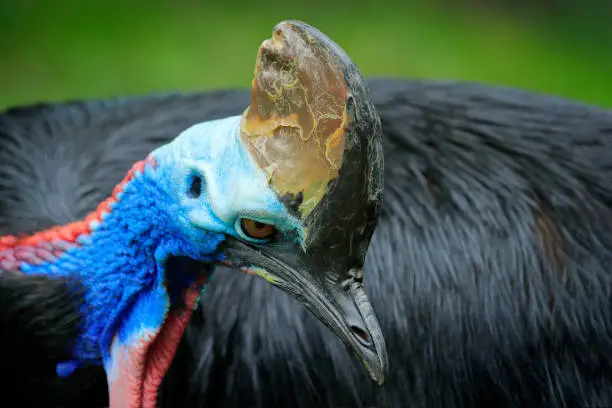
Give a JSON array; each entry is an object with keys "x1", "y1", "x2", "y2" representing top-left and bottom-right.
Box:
[
  {"x1": 3, "y1": 78, "x2": 612, "y2": 408},
  {"x1": 2, "y1": 18, "x2": 612, "y2": 406}
]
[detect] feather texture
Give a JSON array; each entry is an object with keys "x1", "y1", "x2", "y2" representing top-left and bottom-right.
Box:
[{"x1": 2, "y1": 79, "x2": 612, "y2": 407}]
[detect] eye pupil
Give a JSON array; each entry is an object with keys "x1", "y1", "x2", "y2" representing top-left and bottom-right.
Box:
[
  {"x1": 188, "y1": 176, "x2": 202, "y2": 198},
  {"x1": 254, "y1": 221, "x2": 266, "y2": 229},
  {"x1": 240, "y1": 218, "x2": 278, "y2": 240}
]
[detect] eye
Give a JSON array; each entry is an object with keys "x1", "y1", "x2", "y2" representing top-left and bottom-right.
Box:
[
  {"x1": 187, "y1": 175, "x2": 202, "y2": 198},
  {"x1": 239, "y1": 218, "x2": 278, "y2": 241}
]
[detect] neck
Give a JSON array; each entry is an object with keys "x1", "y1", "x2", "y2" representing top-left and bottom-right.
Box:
[{"x1": 0, "y1": 158, "x2": 223, "y2": 368}]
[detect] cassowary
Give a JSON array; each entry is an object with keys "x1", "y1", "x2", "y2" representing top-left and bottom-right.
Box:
[
  {"x1": 3, "y1": 26, "x2": 612, "y2": 408},
  {"x1": 0, "y1": 21, "x2": 388, "y2": 408}
]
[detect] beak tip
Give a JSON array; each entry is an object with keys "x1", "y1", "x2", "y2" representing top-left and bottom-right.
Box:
[
  {"x1": 373, "y1": 361, "x2": 388, "y2": 386},
  {"x1": 365, "y1": 365, "x2": 386, "y2": 386},
  {"x1": 361, "y1": 347, "x2": 388, "y2": 386}
]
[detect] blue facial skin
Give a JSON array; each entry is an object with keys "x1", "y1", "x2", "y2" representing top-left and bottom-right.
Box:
[
  {"x1": 19, "y1": 115, "x2": 303, "y2": 377},
  {"x1": 152, "y1": 115, "x2": 302, "y2": 242}
]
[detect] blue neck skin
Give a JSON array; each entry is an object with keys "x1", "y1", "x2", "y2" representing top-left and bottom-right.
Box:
[{"x1": 19, "y1": 163, "x2": 226, "y2": 376}]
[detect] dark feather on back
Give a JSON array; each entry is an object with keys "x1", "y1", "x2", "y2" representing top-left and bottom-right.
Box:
[
  {"x1": 1, "y1": 79, "x2": 612, "y2": 407},
  {"x1": 0, "y1": 271, "x2": 109, "y2": 406}
]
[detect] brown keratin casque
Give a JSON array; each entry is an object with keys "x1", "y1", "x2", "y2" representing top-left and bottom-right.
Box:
[{"x1": 240, "y1": 21, "x2": 350, "y2": 220}]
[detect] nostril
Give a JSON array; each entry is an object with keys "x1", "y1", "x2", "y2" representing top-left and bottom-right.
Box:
[{"x1": 350, "y1": 325, "x2": 371, "y2": 346}]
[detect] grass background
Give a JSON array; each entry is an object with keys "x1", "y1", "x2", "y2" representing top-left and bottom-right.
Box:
[{"x1": 1, "y1": 0, "x2": 611, "y2": 110}]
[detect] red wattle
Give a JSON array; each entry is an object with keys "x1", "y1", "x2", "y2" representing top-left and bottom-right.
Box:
[{"x1": 108, "y1": 275, "x2": 207, "y2": 408}]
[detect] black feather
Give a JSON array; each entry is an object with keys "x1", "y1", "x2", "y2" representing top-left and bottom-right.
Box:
[
  {"x1": 0, "y1": 271, "x2": 108, "y2": 406},
  {"x1": 1, "y1": 79, "x2": 612, "y2": 407}
]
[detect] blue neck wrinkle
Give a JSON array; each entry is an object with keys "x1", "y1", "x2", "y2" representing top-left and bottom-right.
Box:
[{"x1": 21, "y1": 170, "x2": 225, "y2": 373}]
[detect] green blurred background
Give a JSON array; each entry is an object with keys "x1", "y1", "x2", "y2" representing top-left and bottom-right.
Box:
[{"x1": 1, "y1": 0, "x2": 611, "y2": 110}]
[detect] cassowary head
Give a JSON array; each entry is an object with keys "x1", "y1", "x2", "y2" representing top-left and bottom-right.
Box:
[{"x1": 0, "y1": 20, "x2": 386, "y2": 407}]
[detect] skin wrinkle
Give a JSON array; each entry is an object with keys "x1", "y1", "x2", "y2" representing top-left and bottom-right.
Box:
[{"x1": 3, "y1": 79, "x2": 612, "y2": 407}]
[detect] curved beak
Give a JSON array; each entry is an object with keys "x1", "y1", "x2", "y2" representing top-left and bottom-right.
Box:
[{"x1": 220, "y1": 237, "x2": 388, "y2": 384}]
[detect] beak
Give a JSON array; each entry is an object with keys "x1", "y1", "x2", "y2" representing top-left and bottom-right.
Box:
[{"x1": 220, "y1": 237, "x2": 388, "y2": 384}]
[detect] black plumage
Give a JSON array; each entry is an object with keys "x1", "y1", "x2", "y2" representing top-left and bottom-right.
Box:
[{"x1": 1, "y1": 78, "x2": 612, "y2": 407}]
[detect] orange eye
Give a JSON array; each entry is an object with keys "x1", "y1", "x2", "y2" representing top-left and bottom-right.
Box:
[{"x1": 239, "y1": 218, "x2": 278, "y2": 240}]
